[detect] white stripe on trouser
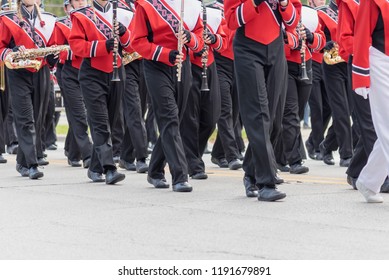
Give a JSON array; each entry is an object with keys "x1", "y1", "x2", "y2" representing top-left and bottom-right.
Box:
[{"x1": 358, "y1": 47, "x2": 389, "y2": 193}]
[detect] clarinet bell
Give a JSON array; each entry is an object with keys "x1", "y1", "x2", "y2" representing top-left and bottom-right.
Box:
[
  {"x1": 201, "y1": 74, "x2": 210, "y2": 92},
  {"x1": 300, "y1": 68, "x2": 309, "y2": 81},
  {"x1": 111, "y1": 68, "x2": 120, "y2": 82}
]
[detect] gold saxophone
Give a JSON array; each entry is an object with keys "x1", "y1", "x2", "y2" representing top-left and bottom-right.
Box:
[
  {"x1": 4, "y1": 45, "x2": 70, "y2": 70},
  {"x1": 323, "y1": 43, "x2": 345, "y2": 65},
  {"x1": 122, "y1": 51, "x2": 142, "y2": 65}
]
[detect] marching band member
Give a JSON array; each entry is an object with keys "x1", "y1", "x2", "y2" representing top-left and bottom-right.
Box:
[
  {"x1": 317, "y1": 0, "x2": 353, "y2": 167},
  {"x1": 131, "y1": 0, "x2": 204, "y2": 192},
  {"x1": 337, "y1": 0, "x2": 389, "y2": 192},
  {"x1": 225, "y1": 0, "x2": 301, "y2": 201},
  {"x1": 352, "y1": 0, "x2": 389, "y2": 202},
  {"x1": 117, "y1": 0, "x2": 149, "y2": 174},
  {"x1": 69, "y1": 0, "x2": 132, "y2": 184},
  {"x1": 209, "y1": 0, "x2": 243, "y2": 171},
  {"x1": 55, "y1": 0, "x2": 92, "y2": 168},
  {"x1": 181, "y1": 1, "x2": 227, "y2": 180},
  {"x1": 280, "y1": 10, "x2": 325, "y2": 175},
  {"x1": 0, "y1": 0, "x2": 57, "y2": 178}
]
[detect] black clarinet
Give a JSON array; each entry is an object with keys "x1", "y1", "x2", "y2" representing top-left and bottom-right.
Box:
[
  {"x1": 111, "y1": 0, "x2": 120, "y2": 82},
  {"x1": 298, "y1": 19, "x2": 309, "y2": 81},
  {"x1": 200, "y1": 0, "x2": 210, "y2": 91}
]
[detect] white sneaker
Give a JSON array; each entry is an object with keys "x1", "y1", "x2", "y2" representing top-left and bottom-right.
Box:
[{"x1": 356, "y1": 180, "x2": 384, "y2": 203}]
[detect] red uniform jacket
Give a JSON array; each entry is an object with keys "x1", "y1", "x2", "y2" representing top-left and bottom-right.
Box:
[
  {"x1": 337, "y1": 0, "x2": 359, "y2": 60},
  {"x1": 317, "y1": 1, "x2": 338, "y2": 43},
  {"x1": 190, "y1": 6, "x2": 228, "y2": 68},
  {"x1": 352, "y1": 0, "x2": 388, "y2": 89},
  {"x1": 130, "y1": 0, "x2": 204, "y2": 67},
  {"x1": 284, "y1": 25, "x2": 325, "y2": 63},
  {"x1": 225, "y1": 0, "x2": 301, "y2": 45},
  {"x1": 206, "y1": 1, "x2": 235, "y2": 60},
  {"x1": 68, "y1": 2, "x2": 132, "y2": 73},
  {"x1": 55, "y1": 16, "x2": 83, "y2": 69},
  {"x1": 0, "y1": 9, "x2": 56, "y2": 72}
]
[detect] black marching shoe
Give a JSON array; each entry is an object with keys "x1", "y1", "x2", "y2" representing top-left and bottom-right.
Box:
[
  {"x1": 339, "y1": 157, "x2": 352, "y2": 167},
  {"x1": 289, "y1": 162, "x2": 309, "y2": 174},
  {"x1": 347, "y1": 175, "x2": 357, "y2": 190},
  {"x1": 105, "y1": 169, "x2": 125, "y2": 185},
  {"x1": 319, "y1": 142, "x2": 335, "y2": 165},
  {"x1": 380, "y1": 177, "x2": 389, "y2": 193},
  {"x1": 243, "y1": 175, "x2": 258, "y2": 197},
  {"x1": 0, "y1": 154, "x2": 7, "y2": 163},
  {"x1": 136, "y1": 159, "x2": 149, "y2": 173},
  {"x1": 7, "y1": 143, "x2": 18, "y2": 155},
  {"x1": 274, "y1": 175, "x2": 284, "y2": 184},
  {"x1": 16, "y1": 164, "x2": 29, "y2": 177},
  {"x1": 228, "y1": 159, "x2": 242, "y2": 170},
  {"x1": 29, "y1": 166, "x2": 44, "y2": 179},
  {"x1": 172, "y1": 181, "x2": 193, "y2": 192},
  {"x1": 257, "y1": 186, "x2": 286, "y2": 202},
  {"x1": 211, "y1": 157, "x2": 229, "y2": 168},
  {"x1": 277, "y1": 163, "x2": 290, "y2": 172},
  {"x1": 87, "y1": 169, "x2": 105, "y2": 183},
  {"x1": 68, "y1": 159, "x2": 82, "y2": 167},
  {"x1": 305, "y1": 140, "x2": 316, "y2": 160},
  {"x1": 147, "y1": 175, "x2": 169, "y2": 188},
  {"x1": 46, "y1": 143, "x2": 57, "y2": 151},
  {"x1": 191, "y1": 172, "x2": 208, "y2": 180},
  {"x1": 83, "y1": 158, "x2": 91, "y2": 169},
  {"x1": 38, "y1": 157, "x2": 49, "y2": 166},
  {"x1": 118, "y1": 159, "x2": 136, "y2": 171}
]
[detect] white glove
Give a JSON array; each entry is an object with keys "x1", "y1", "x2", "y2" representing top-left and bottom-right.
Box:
[{"x1": 355, "y1": 87, "x2": 370, "y2": 99}]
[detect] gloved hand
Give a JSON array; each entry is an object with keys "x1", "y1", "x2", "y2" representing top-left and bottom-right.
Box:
[
  {"x1": 304, "y1": 28, "x2": 314, "y2": 44},
  {"x1": 169, "y1": 50, "x2": 179, "y2": 65},
  {"x1": 253, "y1": 0, "x2": 265, "y2": 6},
  {"x1": 118, "y1": 22, "x2": 127, "y2": 37},
  {"x1": 323, "y1": 40, "x2": 334, "y2": 51},
  {"x1": 46, "y1": 53, "x2": 59, "y2": 67},
  {"x1": 355, "y1": 87, "x2": 370, "y2": 99},
  {"x1": 12, "y1": 46, "x2": 21, "y2": 52},
  {"x1": 106, "y1": 38, "x2": 115, "y2": 52},
  {"x1": 194, "y1": 49, "x2": 206, "y2": 57},
  {"x1": 206, "y1": 32, "x2": 216, "y2": 45},
  {"x1": 183, "y1": 30, "x2": 192, "y2": 44}
]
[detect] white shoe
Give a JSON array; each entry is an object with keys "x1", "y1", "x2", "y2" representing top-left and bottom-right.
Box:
[{"x1": 356, "y1": 181, "x2": 384, "y2": 203}]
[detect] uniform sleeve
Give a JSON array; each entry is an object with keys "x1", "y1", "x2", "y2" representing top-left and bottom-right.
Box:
[
  {"x1": 280, "y1": 0, "x2": 301, "y2": 29},
  {"x1": 337, "y1": 1, "x2": 354, "y2": 58},
  {"x1": 308, "y1": 24, "x2": 326, "y2": 52},
  {"x1": 352, "y1": 0, "x2": 376, "y2": 89},
  {"x1": 224, "y1": 0, "x2": 259, "y2": 30},
  {"x1": 209, "y1": 17, "x2": 228, "y2": 53},
  {"x1": 119, "y1": 27, "x2": 131, "y2": 51},
  {"x1": 186, "y1": 16, "x2": 204, "y2": 52},
  {"x1": 284, "y1": 29, "x2": 299, "y2": 49},
  {"x1": 0, "y1": 19, "x2": 13, "y2": 62},
  {"x1": 69, "y1": 14, "x2": 109, "y2": 58},
  {"x1": 130, "y1": 5, "x2": 173, "y2": 65}
]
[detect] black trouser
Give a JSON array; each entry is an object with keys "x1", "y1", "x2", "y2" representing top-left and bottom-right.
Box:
[
  {"x1": 79, "y1": 59, "x2": 124, "y2": 174},
  {"x1": 43, "y1": 80, "x2": 57, "y2": 148},
  {"x1": 211, "y1": 53, "x2": 240, "y2": 162},
  {"x1": 0, "y1": 86, "x2": 7, "y2": 154},
  {"x1": 145, "y1": 101, "x2": 158, "y2": 145},
  {"x1": 234, "y1": 116, "x2": 245, "y2": 153},
  {"x1": 322, "y1": 61, "x2": 353, "y2": 159},
  {"x1": 346, "y1": 58, "x2": 377, "y2": 178},
  {"x1": 62, "y1": 62, "x2": 92, "y2": 161},
  {"x1": 8, "y1": 67, "x2": 48, "y2": 168},
  {"x1": 120, "y1": 60, "x2": 148, "y2": 163},
  {"x1": 307, "y1": 61, "x2": 332, "y2": 152},
  {"x1": 111, "y1": 102, "x2": 124, "y2": 158},
  {"x1": 181, "y1": 62, "x2": 221, "y2": 175},
  {"x1": 36, "y1": 65, "x2": 51, "y2": 159},
  {"x1": 4, "y1": 98, "x2": 18, "y2": 147},
  {"x1": 143, "y1": 58, "x2": 190, "y2": 185},
  {"x1": 234, "y1": 30, "x2": 287, "y2": 186},
  {"x1": 281, "y1": 60, "x2": 312, "y2": 165}
]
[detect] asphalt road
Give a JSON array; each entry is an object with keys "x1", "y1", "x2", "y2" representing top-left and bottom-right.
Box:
[{"x1": 1, "y1": 140, "x2": 389, "y2": 260}]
